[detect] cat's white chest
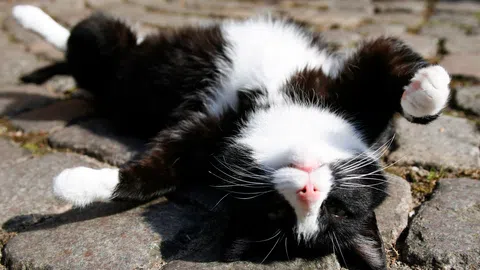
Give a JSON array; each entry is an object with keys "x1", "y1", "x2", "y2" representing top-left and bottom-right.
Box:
[{"x1": 206, "y1": 17, "x2": 338, "y2": 116}]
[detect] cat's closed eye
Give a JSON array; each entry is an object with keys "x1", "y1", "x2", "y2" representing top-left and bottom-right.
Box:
[{"x1": 325, "y1": 201, "x2": 348, "y2": 218}]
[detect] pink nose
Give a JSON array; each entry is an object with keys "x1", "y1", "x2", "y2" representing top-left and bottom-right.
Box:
[{"x1": 297, "y1": 181, "x2": 321, "y2": 204}]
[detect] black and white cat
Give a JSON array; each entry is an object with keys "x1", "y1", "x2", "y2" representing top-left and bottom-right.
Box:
[{"x1": 12, "y1": 4, "x2": 451, "y2": 270}]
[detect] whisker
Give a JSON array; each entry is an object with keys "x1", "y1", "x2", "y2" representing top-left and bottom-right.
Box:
[
  {"x1": 337, "y1": 184, "x2": 391, "y2": 196},
  {"x1": 336, "y1": 135, "x2": 395, "y2": 173},
  {"x1": 338, "y1": 137, "x2": 394, "y2": 173},
  {"x1": 333, "y1": 232, "x2": 348, "y2": 269},
  {"x1": 337, "y1": 134, "x2": 395, "y2": 169},
  {"x1": 284, "y1": 235, "x2": 289, "y2": 261},
  {"x1": 232, "y1": 190, "x2": 275, "y2": 200},
  {"x1": 210, "y1": 163, "x2": 271, "y2": 186},
  {"x1": 210, "y1": 193, "x2": 230, "y2": 211},
  {"x1": 260, "y1": 232, "x2": 283, "y2": 264},
  {"x1": 252, "y1": 230, "x2": 282, "y2": 243}
]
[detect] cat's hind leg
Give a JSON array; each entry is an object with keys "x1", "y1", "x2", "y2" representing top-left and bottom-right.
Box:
[{"x1": 52, "y1": 111, "x2": 224, "y2": 207}]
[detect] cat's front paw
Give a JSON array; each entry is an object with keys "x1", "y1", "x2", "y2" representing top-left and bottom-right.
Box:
[
  {"x1": 53, "y1": 166, "x2": 119, "y2": 207},
  {"x1": 401, "y1": 65, "x2": 451, "y2": 118}
]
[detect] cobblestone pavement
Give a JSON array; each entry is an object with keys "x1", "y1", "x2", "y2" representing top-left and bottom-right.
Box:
[{"x1": 1, "y1": 0, "x2": 479, "y2": 269}]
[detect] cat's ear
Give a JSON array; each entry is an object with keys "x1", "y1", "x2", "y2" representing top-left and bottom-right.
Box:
[{"x1": 345, "y1": 212, "x2": 387, "y2": 270}]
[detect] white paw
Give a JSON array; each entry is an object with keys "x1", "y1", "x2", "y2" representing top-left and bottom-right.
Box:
[
  {"x1": 53, "y1": 166, "x2": 119, "y2": 207},
  {"x1": 401, "y1": 65, "x2": 451, "y2": 118}
]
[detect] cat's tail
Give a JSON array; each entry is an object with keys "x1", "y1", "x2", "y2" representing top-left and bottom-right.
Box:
[{"x1": 12, "y1": 5, "x2": 70, "y2": 51}]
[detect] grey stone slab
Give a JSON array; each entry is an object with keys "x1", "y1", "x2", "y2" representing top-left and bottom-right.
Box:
[
  {"x1": 48, "y1": 118, "x2": 147, "y2": 166},
  {"x1": 419, "y1": 23, "x2": 470, "y2": 39},
  {"x1": 372, "y1": 13, "x2": 424, "y2": 28},
  {"x1": 0, "y1": 84, "x2": 61, "y2": 117},
  {"x1": 444, "y1": 35, "x2": 480, "y2": 54},
  {"x1": 2, "y1": 15, "x2": 43, "y2": 46},
  {"x1": 11, "y1": 98, "x2": 94, "y2": 133},
  {"x1": 374, "y1": 174, "x2": 413, "y2": 249},
  {"x1": 0, "y1": 138, "x2": 30, "y2": 167},
  {"x1": 440, "y1": 53, "x2": 480, "y2": 79},
  {"x1": 373, "y1": 1, "x2": 425, "y2": 14},
  {"x1": 0, "y1": 46, "x2": 48, "y2": 86},
  {"x1": 356, "y1": 23, "x2": 407, "y2": 38},
  {"x1": 3, "y1": 198, "x2": 223, "y2": 270},
  {"x1": 321, "y1": 29, "x2": 362, "y2": 48},
  {"x1": 388, "y1": 115, "x2": 480, "y2": 170},
  {"x1": 25, "y1": 40, "x2": 64, "y2": 62},
  {"x1": 455, "y1": 85, "x2": 480, "y2": 115},
  {"x1": 162, "y1": 255, "x2": 343, "y2": 270},
  {"x1": 287, "y1": 9, "x2": 369, "y2": 30},
  {"x1": 85, "y1": 0, "x2": 123, "y2": 9},
  {"x1": 396, "y1": 34, "x2": 438, "y2": 59},
  {"x1": 0, "y1": 152, "x2": 106, "y2": 227},
  {"x1": 403, "y1": 178, "x2": 480, "y2": 269}
]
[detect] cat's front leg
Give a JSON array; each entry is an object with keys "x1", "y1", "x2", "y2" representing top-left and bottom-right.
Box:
[{"x1": 401, "y1": 65, "x2": 451, "y2": 123}]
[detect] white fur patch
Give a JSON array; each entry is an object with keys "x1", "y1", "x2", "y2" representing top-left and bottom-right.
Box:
[
  {"x1": 238, "y1": 104, "x2": 367, "y2": 240},
  {"x1": 401, "y1": 65, "x2": 451, "y2": 118},
  {"x1": 12, "y1": 5, "x2": 70, "y2": 51},
  {"x1": 206, "y1": 16, "x2": 340, "y2": 117},
  {"x1": 53, "y1": 167, "x2": 119, "y2": 207}
]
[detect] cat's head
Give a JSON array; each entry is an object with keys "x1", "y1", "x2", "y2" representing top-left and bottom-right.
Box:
[{"x1": 211, "y1": 102, "x2": 389, "y2": 269}]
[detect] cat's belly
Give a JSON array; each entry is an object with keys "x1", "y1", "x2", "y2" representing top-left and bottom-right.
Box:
[{"x1": 205, "y1": 17, "x2": 339, "y2": 117}]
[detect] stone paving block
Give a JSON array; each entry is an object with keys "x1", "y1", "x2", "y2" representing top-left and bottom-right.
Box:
[
  {"x1": 355, "y1": 23, "x2": 407, "y2": 38},
  {"x1": 455, "y1": 85, "x2": 480, "y2": 115},
  {"x1": 10, "y1": 98, "x2": 94, "y2": 133},
  {"x1": 374, "y1": 175, "x2": 413, "y2": 250},
  {"x1": 372, "y1": 13, "x2": 424, "y2": 28},
  {"x1": 419, "y1": 23, "x2": 470, "y2": 39},
  {"x1": 162, "y1": 255, "x2": 343, "y2": 270},
  {"x1": 0, "y1": 138, "x2": 30, "y2": 167},
  {"x1": 0, "y1": 84, "x2": 61, "y2": 117},
  {"x1": 42, "y1": 0, "x2": 87, "y2": 18},
  {"x1": 403, "y1": 178, "x2": 480, "y2": 269},
  {"x1": 3, "y1": 198, "x2": 221, "y2": 270},
  {"x1": 48, "y1": 118, "x2": 147, "y2": 166},
  {"x1": 0, "y1": 152, "x2": 107, "y2": 227},
  {"x1": 444, "y1": 36, "x2": 480, "y2": 54},
  {"x1": 2, "y1": 16, "x2": 43, "y2": 46},
  {"x1": 373, "y1": 1, "x2": 425, "y2": 14},
  {"x1": 25, "y1": 40, "x2": 64, "y2": 61},
  {"x1": 396, "y1": 34, "x2": 438, "y2": 59},
  {"x1": 0, "y1": 46, "x2": 49, "y2": 86},
  {"x1": 388, "y1": 115, "x2": 480, "y2": 170},
  {"x1": 85, "y1": 0, "x2": 123, "y2": 9},
  {"x1": 321, "y1": 29, "x2": 362, "y2": 48},
  {"x1": 440, "y1": 53, "x2": 480, "y2": 79},
  {"x1": 328, "y1": 0, "x2": 374, "y2": 14}
]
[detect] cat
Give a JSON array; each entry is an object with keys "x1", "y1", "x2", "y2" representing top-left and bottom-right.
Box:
[{"x1": 12, "y1": 4, "x2": 451, "y2": 270}]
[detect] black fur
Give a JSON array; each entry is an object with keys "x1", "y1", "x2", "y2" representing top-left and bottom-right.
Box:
[{"x1": 20, "y1": 11, "x2": 446, "y2": 270}]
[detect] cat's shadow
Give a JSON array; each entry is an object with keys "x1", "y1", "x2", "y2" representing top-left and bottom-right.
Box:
[
  {"x1": 2, "y1": 81, "x2": 232, "y2": 263},
  {"x1": 1, "y1": 83, "x2": 149, "y2": 164}
]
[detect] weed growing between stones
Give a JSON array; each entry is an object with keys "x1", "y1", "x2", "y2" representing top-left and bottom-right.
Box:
[
  {"x1": 0, "y1": 118, "x2": 51, "y2": 155},
  {"x1": 386, "y1": 165, "x2": 480, "y2": 207}
]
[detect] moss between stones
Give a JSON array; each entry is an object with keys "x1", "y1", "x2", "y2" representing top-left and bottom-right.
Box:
[
  {"x1": 0, "y1": 118, "x2": 52, "y2": 156},
  {"x1": 386, "y1": 165, "x2": 480, "y2": 207}
]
